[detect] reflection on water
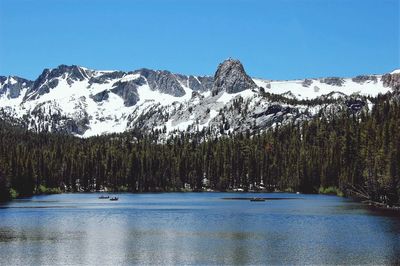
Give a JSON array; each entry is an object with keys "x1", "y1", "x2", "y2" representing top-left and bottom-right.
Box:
[{"x1": 0, "y1": 193, "x2": 399, "y2": 265}]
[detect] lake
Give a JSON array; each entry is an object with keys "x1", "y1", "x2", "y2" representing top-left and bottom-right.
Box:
[{"x1": 0, "y1": 193, "x2": 399, "y2": 265}]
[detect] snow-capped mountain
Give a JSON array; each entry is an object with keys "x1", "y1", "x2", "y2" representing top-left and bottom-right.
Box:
[{"x1": 0, "y1": 59, "x2": 399, "y2": 137}]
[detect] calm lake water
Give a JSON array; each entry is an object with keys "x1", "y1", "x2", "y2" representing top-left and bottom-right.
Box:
[{"x1": 0, "y1": 193, "x2": 399, "y2": 265}]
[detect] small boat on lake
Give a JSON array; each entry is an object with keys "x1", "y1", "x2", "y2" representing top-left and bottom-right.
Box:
[
  {"x1": 98, "y1": 195, "x2": 109, "y2": 199},
  {"x1": 109, "y1": 197, "x2": 119, "y2": 201},
  {"x1": 250, "y1": 198, "x2": 266, "y2": 202}
]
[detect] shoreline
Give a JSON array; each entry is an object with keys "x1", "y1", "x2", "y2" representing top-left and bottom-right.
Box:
[
  {"x1": 0, "y1": 190, "x2": 312, "y2": 203},
  {"x1": 2, "y1": 191, "x2": 400, "y2": 212}
]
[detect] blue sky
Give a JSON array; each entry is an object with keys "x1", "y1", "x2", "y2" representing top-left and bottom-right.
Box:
[{"x1": 0, "y1": 0, "x2": 398, "y2": 80}]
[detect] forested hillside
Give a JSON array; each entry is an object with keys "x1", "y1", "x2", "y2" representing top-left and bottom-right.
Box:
[{"x1": 0, "y1": 93, "x2": 399, "y2": 206}]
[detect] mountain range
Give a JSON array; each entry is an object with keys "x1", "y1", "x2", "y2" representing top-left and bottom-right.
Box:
[{"x1": 0, "y1": 59, "x2": 399, "y2": 137}]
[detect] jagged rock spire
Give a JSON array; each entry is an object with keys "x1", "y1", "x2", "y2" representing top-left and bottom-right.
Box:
[{"x1": 213, "y1": 58, "x2": 257, "y2": 94}]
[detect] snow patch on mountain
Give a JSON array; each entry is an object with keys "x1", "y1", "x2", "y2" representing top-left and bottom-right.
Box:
[
  {"x1": 253, "y1": 76, "x2": 389, "y2": 100},
  {"x1": 217, "y1": 89, "x2": 256, "y2": 104},
  {"x1": 391, "y1": 69, "x2": 400, "y2": 74}
]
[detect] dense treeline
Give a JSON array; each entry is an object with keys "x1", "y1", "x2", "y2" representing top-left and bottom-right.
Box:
[{"x1": 0, "y1": 94, "x2": 399, "y2": 206}]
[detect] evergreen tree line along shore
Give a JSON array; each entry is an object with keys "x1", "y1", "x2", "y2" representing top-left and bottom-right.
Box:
[{"x1": 0, "y1": 94, "x2": 399, "y2": 208}]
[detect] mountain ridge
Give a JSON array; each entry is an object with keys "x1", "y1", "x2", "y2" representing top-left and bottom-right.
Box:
[{"x1": 0, "y1": 59, "x2": 399, "y2": 137}]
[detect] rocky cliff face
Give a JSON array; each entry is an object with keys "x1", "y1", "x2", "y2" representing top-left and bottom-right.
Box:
[
  {"x1": 0, "y1": 76, "x2": 33, "y2": 99},
  {"x1": 110, "y1": 77, "x2": 145, "y2": 107},
  {"x1": 212, "y1": 58, "x2": 257, "y2": 94},
  {"x1": 135, "y1": 69, "x2": 187, "y2": 97},
  {"x1": 382, "y1": 73, "x2": 400, "y2": 90},
  {"x1": 0, "y1": 59, "x2": 397, "y2": 137}
]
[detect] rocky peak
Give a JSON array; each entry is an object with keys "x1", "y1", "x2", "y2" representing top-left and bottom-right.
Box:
[
  {"x1": 24, "y1": 65, "x2": 90, "y2": 101},
  {"x1": 36, "y1": 65, "x2": 89, "y2": 84},
  {"x1": 212, "y1": 58, "x2": 257, "y2": 94},
  {"x1": 0, "y1": 76, "x2": 33, "y2": 99},
  {"x1": 0, "y1": 76, "x2": 7, "y2": 85},
  {"x1": 51, "y1": 64, "x2": 90, "y2": 81}
]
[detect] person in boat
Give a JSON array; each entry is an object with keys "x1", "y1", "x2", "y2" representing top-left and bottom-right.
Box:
[{"x1": 250, "y1": 198, "x2": 265, "y2": 201}]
